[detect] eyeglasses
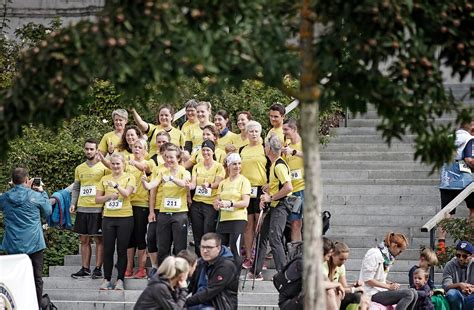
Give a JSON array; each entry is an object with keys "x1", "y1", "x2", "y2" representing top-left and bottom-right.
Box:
[
  {"x1": 201, "y1": 245, "x2": 218, "y2": 251},
  {"x1": 455, "y1": 253, "x2": 470, "y2": 259}
]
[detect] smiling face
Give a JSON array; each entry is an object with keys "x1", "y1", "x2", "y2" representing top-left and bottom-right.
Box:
[
  {"x1": 332, "y1": 252, "x2": 349, "y2": 267},
  {"x1": 156, "y1": 134, "x2": 170, "y2": 150},
  {"x1": 227, "y1": 160, "x2": 241, "y2": 177},
  {"x1": 110, "y1": 156, "x2": 125, "y2": 174},
  {"x1": 237, "y1": 113, "x2": 250, "y2": 131},
  {"x1": 214, "y1": 114, "x2": 228, "y2": 132},
  {"x1": 202, "y1": 128, "x2": 217, "y2": 142},
  {"x1": 283, "y1": 123, "x2": 296, "y2": 140},
  {"x1": 201, "y1": 146, "x2": 214, "y2": 160},
  {"x1": 165, "y1": 149, "x2": 179, "y2": 167},
  {"x1": 159, "y1": 108, "x2": 172, "y2": 127},
  {"x1": 196, "y1": 104, "x2": 210, "y2": 124},
  {"x1": 125, "y1": 128, "x2": 139, "y2": 146},
  {"x1": 269, "y1": 110, "x2": 284, "y2": 128},
  {"x1": 113, "y1": 115, "x2": 127, "y2": 132},
  {"x1": 186, "y1": 107, "x2": 197, "y2": 122}
]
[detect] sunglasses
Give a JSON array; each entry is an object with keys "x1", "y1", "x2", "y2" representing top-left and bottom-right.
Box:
[{"x1": 455, "y1": 253, "x2": 470, "y2": 259}]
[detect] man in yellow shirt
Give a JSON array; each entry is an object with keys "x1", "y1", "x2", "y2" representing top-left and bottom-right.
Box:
[
  {"x1": 70, "y1": 138, "x2": 109, "y2": 279},
  {"x1": 265, "y1": 103, "x2": 286, "y2": 145},
  {"x1": 250, "y1": 135, "x2": 293, "y2": 281}
]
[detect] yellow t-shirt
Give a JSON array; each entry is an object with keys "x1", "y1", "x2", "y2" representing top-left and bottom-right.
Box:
[
  {"x1": 192, "y1": 161, "x2": 226, "y2": 205},
  {"x1": 158, "y1": 165, "x2": 191, "y2": 213},
  {"x1": 233, "y1": 134, "x2": 249, "y2": 149},
  {"x1": 191, "y1": 148, "x2": 227, "y2": 165},
  {"x1": 282, "y1": 141, "x2": 304, "y2": 192},
  {"x1": 151, "y1": 165, "x2": 167, "y2": 210},
  {"x1": 74, "y1": 162, "x2": 109, "y2": 208},
  {"x1": 266, "y1": 127, "x2": 285, "y2": 145},
  {"x1": 185, "y1": 122, "x2": 214, "y2": 154},
  {"x1": 98, "y1": 131, "x2": 122, "y2": 154},
  {"x1": 180, "y1": 120, "x2": 199, "y2": 137},
  {"x1": 269, "y1": 158, "x2": 292, "y2": 207},
  {"x1": 240, "y1": 144, "x2": 268, "y2": 186},
  {"x1": 98, "y1": 173, "x2": 137, "y2": 217},
  {"x1": 216, "y1": 131, "x2": 238, "y2": 152},
  {"x1": 148, "y1": 124, "x2": 185, "y2": 154},
  {"x1": 322, "y1": 262, "x2": 346, "y2": 283},
  {"x1": 217, "y1": 175, "x2": 251, "y2": 222},
  {"x1": 127, "y1": 159, "x2": 156, "y2": 207}
]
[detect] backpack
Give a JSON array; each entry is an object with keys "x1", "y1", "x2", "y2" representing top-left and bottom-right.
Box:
[
  {"x1": 40, "y1": 294, "x2": 58, "y2": 310},
  {"x1": 272, "y1": 255, "x2": 303, "y2": 298}
]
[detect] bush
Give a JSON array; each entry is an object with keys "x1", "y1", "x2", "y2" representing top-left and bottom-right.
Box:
[{"x1": 437, "y1": 218, "x2": 474, "y2": 266}]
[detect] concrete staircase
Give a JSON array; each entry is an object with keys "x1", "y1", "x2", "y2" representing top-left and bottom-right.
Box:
[{"x1": 323, "y1": 83, "x2": 471, "y2": 286}]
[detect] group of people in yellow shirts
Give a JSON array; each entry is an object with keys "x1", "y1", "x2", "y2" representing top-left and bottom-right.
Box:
[{"x1": 69, "y1": 100, "x2": 305, "y2": 290}]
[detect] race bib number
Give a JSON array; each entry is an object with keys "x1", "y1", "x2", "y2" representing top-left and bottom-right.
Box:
[
  {"x1": 290, "y1": 169, "x2": 303, "y2": 180},
  {"x1": 221, "y1": 206, "x2": 235, "y2": 212},
  {"x1": 195, "y1": 186, "x2": 211, "y2": 197},
  {"x1": 105, "y1": 199, "x2": 123, "y2": 210},
  {"x1": 163, "y1": 198, "x2": 182, "y2": 210},
  {"x1": 80, "y1": 185, "x2": 96, "y2": 197},
  {"x1": 250, "y1": 187, "x2": 258, "y2": 198}
]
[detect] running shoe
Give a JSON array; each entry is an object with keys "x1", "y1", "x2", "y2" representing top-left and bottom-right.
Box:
[
  {"x1": 148, "y1": 267, "x2": 158, "y2": 280},
  {"x1": 242, "y1": 258, "x2": 253, "y2": 269},
  {"x1": 114, "y1": 279, "x2": 124, "y2": 290},
  {"x1": 262, "y1": 262, "x2": 268, "y2": 270},
  {"x1": 92, "y1": 267, "x2": 103, "y2": 279},
  {"x1": 247, "y1": 272, "x2": 264, "y2": 281},
  {"x1": 99, "y1": 279, "x2": 113, "y2": 290},
  {"x1": 71, "y1": 267, "x2": 91, "y2": 279},
  {"x1": 124, "y1": 268, "x2": 134, "y2": 278},
  {"x1": 134, "y1": 268, "x2": 147, "y2": 279}
]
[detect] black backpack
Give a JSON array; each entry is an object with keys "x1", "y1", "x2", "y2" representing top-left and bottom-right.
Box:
[
  {"x1": 41, "y1": 294, "x2": 58, "y2": 310},
  {"x1": 272, "y1": 255, "x2": 303, "y2": 298}
]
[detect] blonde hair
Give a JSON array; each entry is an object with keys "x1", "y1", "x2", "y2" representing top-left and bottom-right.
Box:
[
  {"x1": 420, "y1": 246, "x2": 438, "y2": 267},
  {"x1": 157, "y1": 256, "x2": 189, "y2": 280},
  {"x1": 112, "y1": 109, "x2": 128, "y2": 121},
  {"x1": 110, "y1": 152, "x2": 125, "y2": 163},
  {"x1": 134, "y1": 139, "x2": 148, "y2": 151},
  {"x1": 413, "y1": 268, "x2": 429, "y2": 279},
  {"x1": 245, "y1": 120, "x2": 262, "y2": 133},
  {"x1": 334, "y1": 241, "x2": 350, "y2": 255}
]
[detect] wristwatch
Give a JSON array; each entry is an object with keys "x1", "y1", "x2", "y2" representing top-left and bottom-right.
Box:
[
  {"x1": 230, "y1": 201, "x2": 234, "y2": 208},
  {"x1": 113, "y1": 184, "x2": 119, "y2": 189},
  {"x1": 169, "y1": 175, "x2": 175, "y2": 182},
  {"x1": 292, "y1": 149, "x2": 297, "y2": 156}
]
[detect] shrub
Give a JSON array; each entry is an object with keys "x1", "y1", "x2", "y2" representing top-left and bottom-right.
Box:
[{"x1": 437, "y1": 218, "x2": 474, "y2": 266}]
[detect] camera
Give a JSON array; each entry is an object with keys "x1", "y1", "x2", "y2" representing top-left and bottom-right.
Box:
[{"x1": 32, "y1": 177, "x2": 41, "y2": 187}]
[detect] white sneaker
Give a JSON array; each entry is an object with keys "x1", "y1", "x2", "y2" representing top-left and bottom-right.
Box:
[
  {"x1": 99, "y1": 279, "x2": 112, "y2": 290},
  {"x1": 114, "y1": 279, "x2": 124, "y2": 290}
]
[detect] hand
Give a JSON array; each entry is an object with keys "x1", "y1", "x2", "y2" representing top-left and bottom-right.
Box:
[
  {"x1": 459, "y1": 282, "x2": 471, "y2": 293},
  {"x1": 354, "y1": 280, "x2": 363, "y2": 287},
  {"x1": 354, "y1": 286, "x2": 364, "y2": 293},
  {"x1": 259, "y1": 199, "x2": 266, "y2": 210},
  {"x1": 148, "y1": 211, "x2": 156, "y2": 223},
  {"x1": 109, "y1": 193, "x2": 119, "y2": 201},
  {"x1": 202, "y1": 181, "x2": 210, "y2": 188},
  {"x1": 32, "y1": 184, "x2": 44, "y2": 192},
  {"x1": 388, "y1": 282, "x2": 400, "y2": 290},
  {"x1": 96, "y1": 152, "x2": 105, "y2": 161},
  {"x1": 281, "y1": 146, "x2": 292, "y2": 155},
  {"x1": 129, "y1": 159, "x2": 136, "y2": 166},
  {"x1": 70, "y1": 204, "x2": 76, "y2": 214},
  {"x1": 262, "y1": 184, "x2": 269, "y2": 193},
  {"x1": 261, "y1": 192, "x2": 271, "y2": 203},
  {"x1": 107, "y1": 139, "x2": 114, "y2": 154},
  {"x1": 336, "y1": 283, "x2": 345, "y2": 299},
  {"x1": 107, "y1": 180, "x2": 117, "y2": 188}
]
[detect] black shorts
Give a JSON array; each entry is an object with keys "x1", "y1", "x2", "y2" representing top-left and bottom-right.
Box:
[
  {"x1": 73, "y1": 212, "x2": 103, "y2": 236},
  {"x1": 247, "y1": 186, "x2": 263, "y2": 215},
  {"x1": 216, "y1": 220, "x2": 246, "y2": 234},
  {"x1": 440, "y1": 188, "x2": 474, "y2": 215}
]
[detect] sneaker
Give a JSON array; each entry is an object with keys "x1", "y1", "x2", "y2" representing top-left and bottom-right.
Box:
[
  {"x1": 262, "y1": 262, "x2": 268, "y2": 270},
  {"x1": 99, "y1": 279, "x2": 112, "y2": 290},
  {"x1": 134, "y1": 268, "x2": 147, "y2": 279},
  {"x1": 248, "y1": 272, "x2": 264, "y2": 281},
  {"x1": 114, "y1": 279, "x2": 124, "y2": 290},
  {"x1": 71, "y1": 267, "x2": 91, "y2": 279},
  {"x1": 242, "y1": 258, "x2": 253, "y2": 269},
  {"x1": 124, "y1": 269, "x2": 134, "y2": 278},
  {"x1": 92, "y1": 267, "x2": 103, "y2": 279},
  {"x1": 148, "y1": 267, "x2": 157, "y2": 280}
]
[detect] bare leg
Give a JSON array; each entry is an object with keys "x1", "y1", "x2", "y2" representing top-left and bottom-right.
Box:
[
  {"x1": 126, "y1": 248, "x2": 135, "y2": 272},
  {"x1": 79, "y1": 235, "x2": 91, "y2": 268},
  {"x1": 94, "y1": 236, "x2": 104, "y2": 268},
  {"x1": 149, "y1": 252, "x2": 158, "y2": 268},
  {"x1": 290, "y1": 219, "x2": 302, "y2": 241},
  {"x1": 244, "y1": 215, "x2": 256, "y2": 260},
  {"x1": 137, "y1": 249, "x2": 147, "y2": 268}
]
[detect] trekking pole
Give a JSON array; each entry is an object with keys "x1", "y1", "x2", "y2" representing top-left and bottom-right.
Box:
[{"x1": 241, "y1": 205, "x2": 267, "y2": 291}]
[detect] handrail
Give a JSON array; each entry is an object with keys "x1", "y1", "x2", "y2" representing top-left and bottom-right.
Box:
[
  {"x1": 421, "y1": 182, "x2": 474, "y2": 232},
  {"x1": 172, "y1": 99, "x2": 300, "y2": 122}
]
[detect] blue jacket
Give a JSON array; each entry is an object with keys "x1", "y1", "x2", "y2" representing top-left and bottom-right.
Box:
[{"x1": 0, "y1": 185, "x2": 52, "y2": 254}]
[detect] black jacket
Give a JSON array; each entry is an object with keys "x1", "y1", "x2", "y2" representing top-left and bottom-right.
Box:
[
  {"x1": 134, "y1": 276, "x2": 187, "y2": 310},
  {"x1": 185, "y1": 246, "x2": 239, "y2": 309}
]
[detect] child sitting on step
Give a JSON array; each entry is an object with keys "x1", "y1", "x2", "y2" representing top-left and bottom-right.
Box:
[
  {"x1": 408, "y1": 247, "x2": 438, "y2": 290},
  {"x1": 412, "y1": 268, "x2": 435, "y2": 310}
]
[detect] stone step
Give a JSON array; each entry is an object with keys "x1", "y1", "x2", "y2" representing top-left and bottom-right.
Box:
[
  {"x1": 321, "y1": 170, "x2": 436, "y2": 180},
  {"x1": 321, "y1": 143, "x2": 415, "y2": 152},
  {"x1": 345, "y1": 118, "x2": 455, "y2": 127},
  {"x1": 321, "y1": 161, "x2": 427, "y2": 170},
  {"x1": 329, "y1": 135, "x2": 416, "y2": 144},
  {"x1": 321, "y1": 152, "x2": 417, "y2": 161},
  {"x1": 322, "y1": 236, "x2": 432, "y2": 249},
  {"x1": 323, "y1": 179, "x2": 438, "y2": 186},
  {"x1": 323, "y1": 184, "x2": 438, "y2": 195},
  {"x1": 326, "y1": 225, "x2": 430, "y2": 238},
  {"x1": 324, "y1": 193, "x2": 439, "y2": 206},
  {"x1": 329, "y1": 214, "x2": 433, "y2": 227},
  {"x1": 344, "y1": 270, "x2": 443, "y2": 285},
  {"x1": 326, "y1": 204, "x2": 438, "y2": 216}
]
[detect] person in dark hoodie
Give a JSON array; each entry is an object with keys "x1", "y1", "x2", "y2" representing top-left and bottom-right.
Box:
[
  {"x1": 134, "y1": 256, "x2": 189, "y2": 309},
  {"x1": 186, "y1": 232, "x2": 239, "y2": 310},
  {"x1": 0, "y1": 167, "x2": 52, "y2": 307},
  {"x1": 442, "y1": 240, "x2": 474, "y2": 310}
]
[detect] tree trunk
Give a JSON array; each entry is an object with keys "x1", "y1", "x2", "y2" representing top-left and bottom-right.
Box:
[{"x1": 300, "y1": 0, "x2": 325, "y2": 309}]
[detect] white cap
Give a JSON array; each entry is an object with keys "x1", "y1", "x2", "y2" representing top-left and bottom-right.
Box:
[{"x1": 226, "y1": 153, "x2": 241, "y2": 165}]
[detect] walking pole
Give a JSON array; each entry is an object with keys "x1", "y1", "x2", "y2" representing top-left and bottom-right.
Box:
[{"x1": 241, "y1": 206, "x2": 266, "y2": 291}]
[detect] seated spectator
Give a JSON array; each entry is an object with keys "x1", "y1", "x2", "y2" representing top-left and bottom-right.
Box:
[
  {"x1": 408, "y1": 246, "x2": 438, "y2": 290},
  {"x1": 176, "y1": 249, "x2": 198, "y2": 278},
  {"x1": 412, "y1": 268, "x2": 434, "y2": 310},
  {"x1": 185, "y1": 233, "x2": 239, "y2": 310},
  {"x1": 323, "y1": 237, "x2": 345, "y2": 310},
  {"x1": 442, "y1": 241, "x2": 474, "y2": 310},
  {"x1": 359, "y1": 232, "x2": 417, "y2": 309},
  {"x1": 134, "y1": 256, "x2": 189, "y2": 309},
  {"x1": 324, "y1": 241, "x2": 365, "y2": 309}
]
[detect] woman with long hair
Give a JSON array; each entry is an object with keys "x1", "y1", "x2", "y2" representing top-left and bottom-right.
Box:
[
  {"x1": 183, "y1": 125, "x2": 226, "y2": 169},
  {"x1": 234, "y1": 111, "x2": 252, "y2": 148},
  {"x1": 184, "y1": 101, "x2": 214, "y2": 155},
  {"x1": 134, "y1": 256, "x2": 189, "y2": 309},
  {"x1": 359, "y1": 232, "x2": 418, "y2": 309},
  {"x1": 96, "y1": 153, "x2": 136, "y2": 290},
  {"x1": 214, "y1": 110, "x2": 238, "y2": 151},
  {"x1": 117, "y1": 125, "x2": 143, "y2": 159}
]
